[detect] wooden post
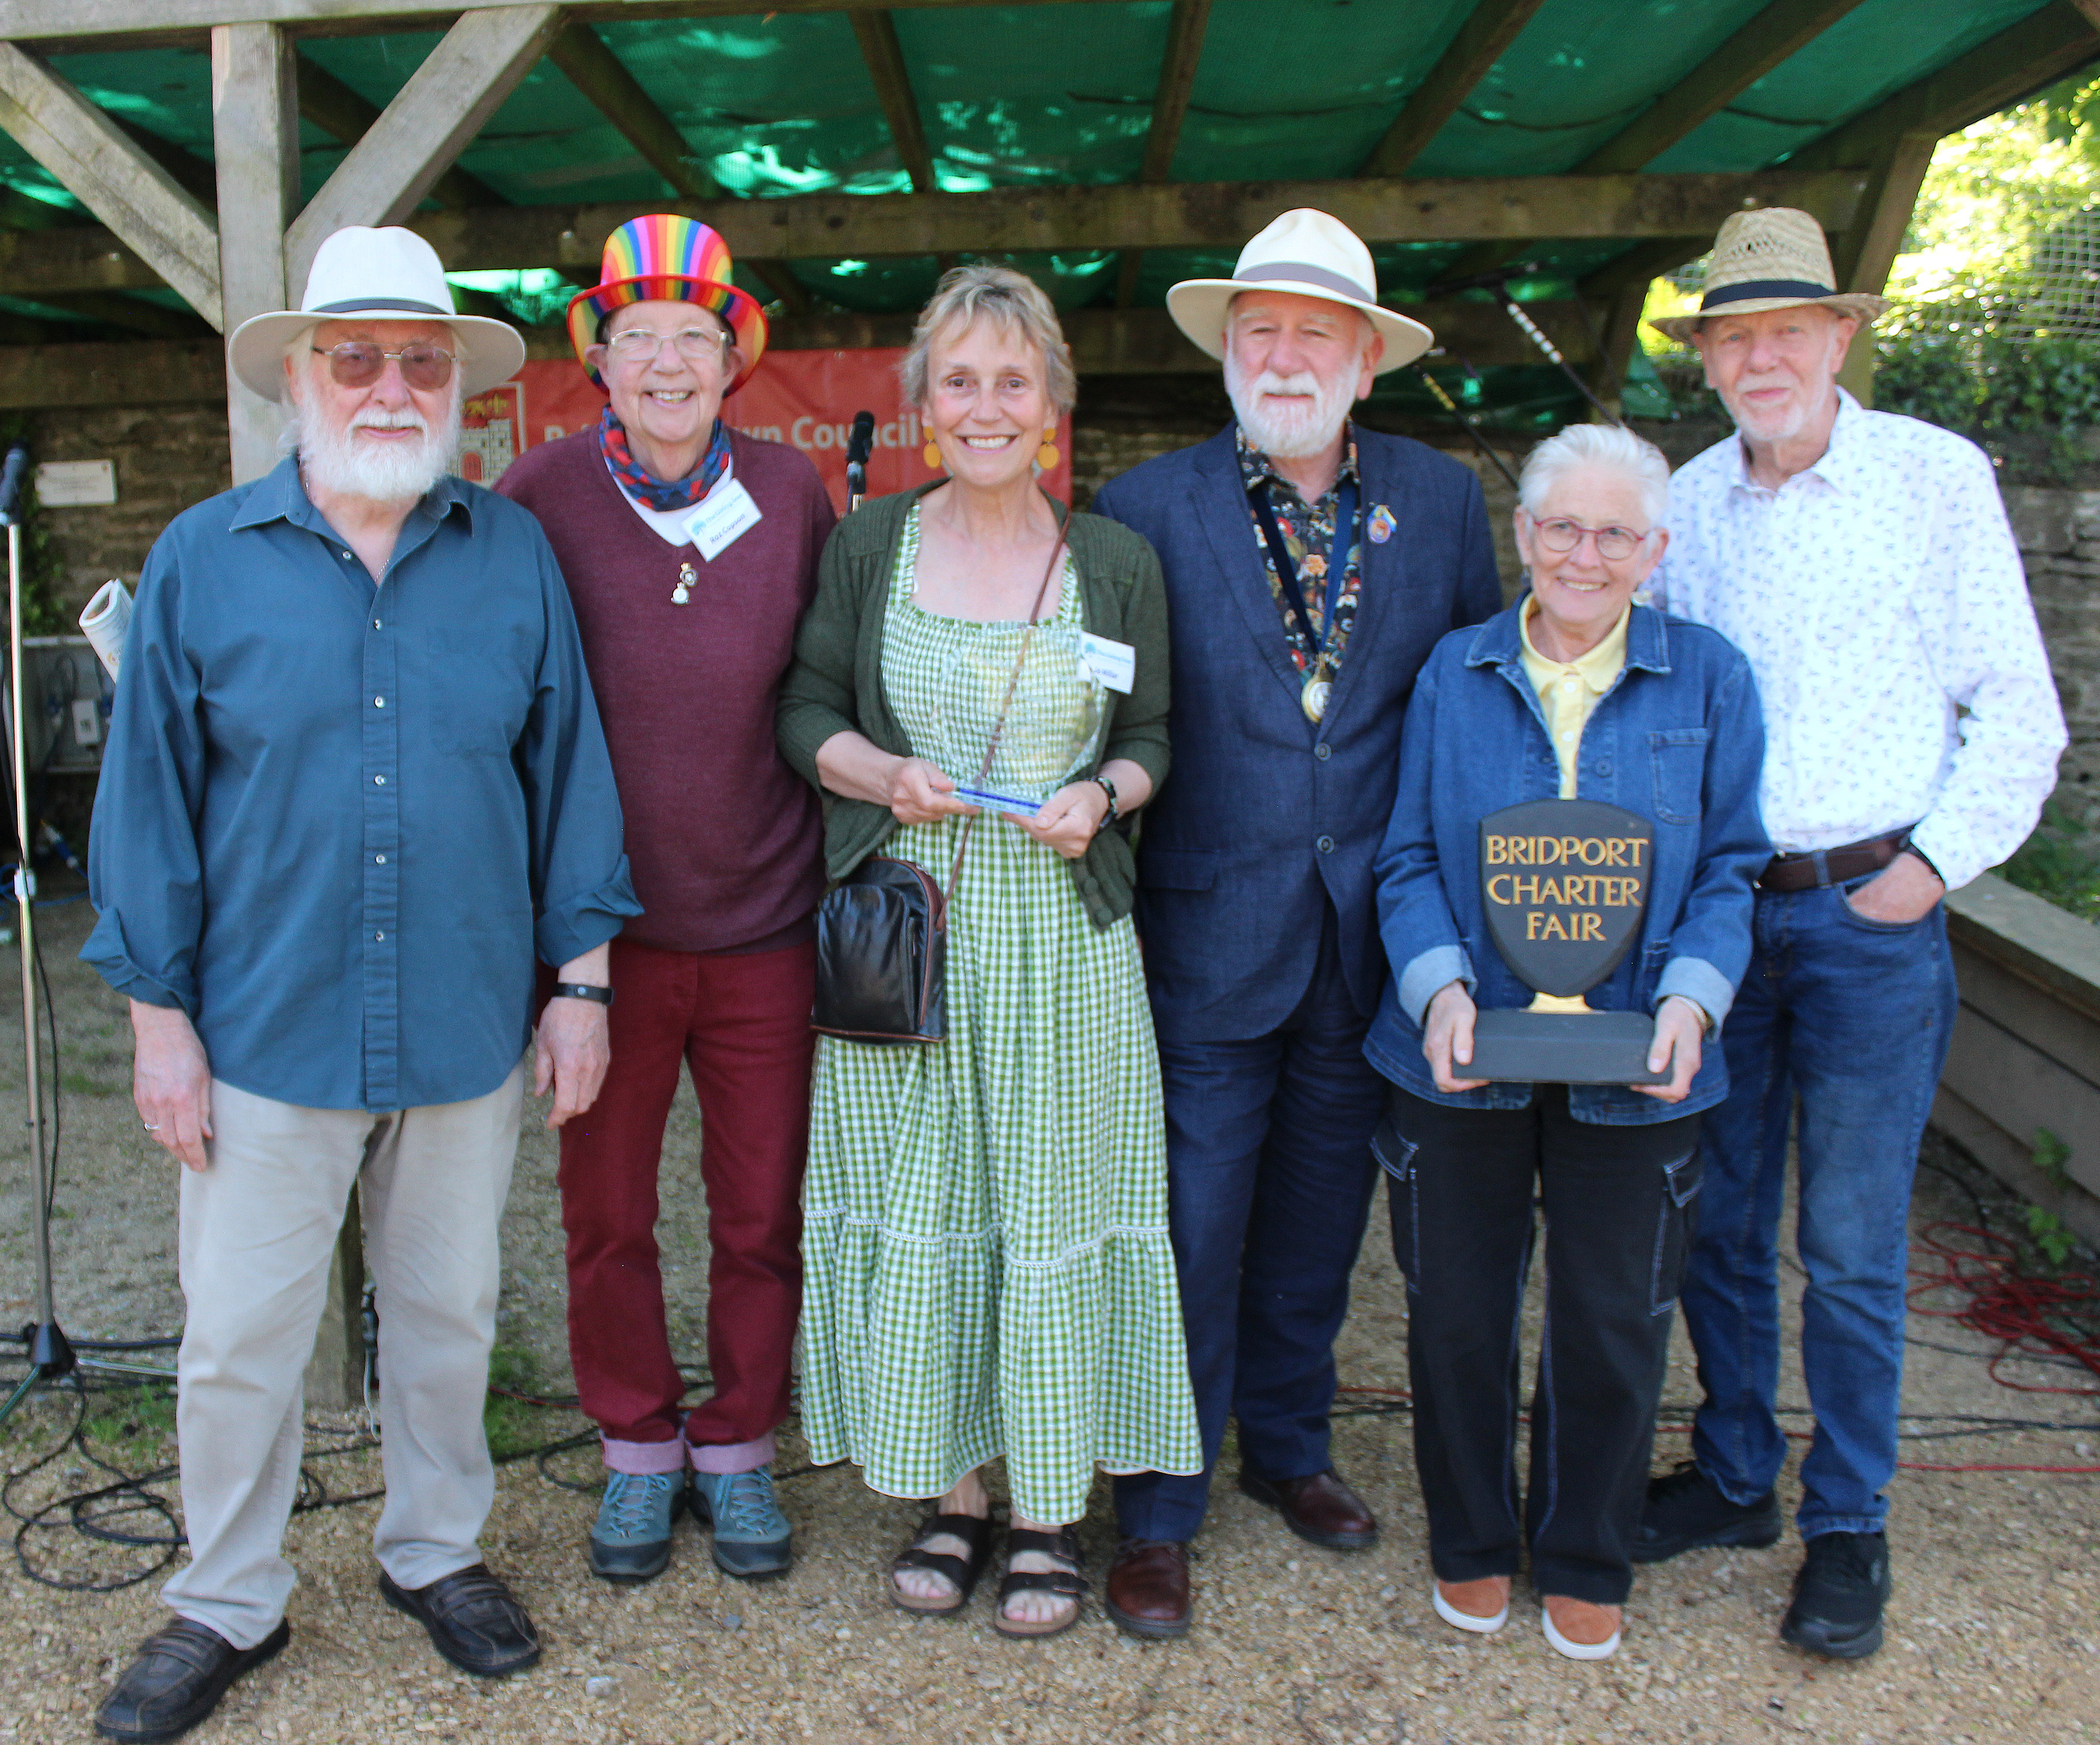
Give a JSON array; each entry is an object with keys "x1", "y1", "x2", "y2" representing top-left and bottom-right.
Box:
[
  {"x1": 1833, "y1": 130, "x2": 1937, "y2": 408},
  {"x1": 1585, "y1": 280, "x2": 1650, "y2": 421},
  {"x1": 211, "y1": 23, "x2": 298, "y2": 485}
]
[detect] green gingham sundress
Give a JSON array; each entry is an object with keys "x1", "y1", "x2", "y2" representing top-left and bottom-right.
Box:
[{"x1": 797, "y1": 505, "x2": 1201, "y2": 1525}]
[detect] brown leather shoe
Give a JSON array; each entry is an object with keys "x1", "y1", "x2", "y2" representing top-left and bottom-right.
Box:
[
  {"x1": 1105, "y1": 1538, "x2": 1191, "y2": 1639},
  {"x1": 1237, "y1": 1468, "x2": 1378, "y2": 1551}
]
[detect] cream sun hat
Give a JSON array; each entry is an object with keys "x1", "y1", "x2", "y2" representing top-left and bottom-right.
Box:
[
  {"x1": 228, "y1": 226, "x2": 525, "y2": 402},
  {"x1": 1166, "y1": 208, "x2": 1433, "y2": 372},
  {"x1": 1649, "y1": 207, "x2": 1888, "y2": 343}
]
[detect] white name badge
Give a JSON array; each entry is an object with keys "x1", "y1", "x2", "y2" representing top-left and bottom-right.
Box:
[
  {"x1": 683, "y1": 477, "x2": 763, "y2": 560},
  {"x1": 1075, "y1": 632, "x2": 1137, "y2": 694}
]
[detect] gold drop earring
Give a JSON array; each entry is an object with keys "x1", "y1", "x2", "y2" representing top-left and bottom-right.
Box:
[
  {"x1": 1036, "y1": 428, "x2": 1059, "y2": 470},
  {"x1": 923, "y1": 436, "x2": 942, "y2": 470}
]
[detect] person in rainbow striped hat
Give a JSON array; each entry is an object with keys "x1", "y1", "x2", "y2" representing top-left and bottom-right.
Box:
[{"x1": 498, "y1": 215, "x2": 837, "y2": 1587}]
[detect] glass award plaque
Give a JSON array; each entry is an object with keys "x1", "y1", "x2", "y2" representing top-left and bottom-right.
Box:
[
  {"x1": 1465, "y1": 798, "x2": 1670, "y2": 1085},
  {"x1": 933, "y1": 622, "x2": 1106, "y2": 819}
]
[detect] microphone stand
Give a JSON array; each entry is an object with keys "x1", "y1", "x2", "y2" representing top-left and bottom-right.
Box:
[{"x1": 0, "y1": 445, "x2": 75, "y2": 1430}]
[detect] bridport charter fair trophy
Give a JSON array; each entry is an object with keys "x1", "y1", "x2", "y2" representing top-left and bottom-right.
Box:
[{"x1": 1464, "y1": 797, "x2": 1671, "y2": 1086}]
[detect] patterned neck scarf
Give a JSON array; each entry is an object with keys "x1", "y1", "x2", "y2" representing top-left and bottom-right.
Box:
[{"x1": 598, "y1": 406, "x2": 730, "y2": 512}]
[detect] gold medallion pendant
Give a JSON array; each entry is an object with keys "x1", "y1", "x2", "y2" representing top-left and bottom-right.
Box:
[
  {"x1": 1302, "y1": 669, "x2": 1332, "y2": 723},
  {"x1": 672, "y1": 561, "x2": 697, "y2": 605}
]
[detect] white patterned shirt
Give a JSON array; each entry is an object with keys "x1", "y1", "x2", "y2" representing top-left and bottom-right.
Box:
[{"x1": 1653, "y1": 389, "x2": 2066, "y2": 892}]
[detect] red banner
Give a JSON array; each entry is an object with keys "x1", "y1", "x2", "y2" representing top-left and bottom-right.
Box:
[{"x1": 455, "y1": 350, "x2": 1071, "y2": 514}]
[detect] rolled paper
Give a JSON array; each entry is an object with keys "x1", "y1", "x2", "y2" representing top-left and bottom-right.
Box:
[{"x1": 80, "y1": 578, "x2": 131, "y2": 681}]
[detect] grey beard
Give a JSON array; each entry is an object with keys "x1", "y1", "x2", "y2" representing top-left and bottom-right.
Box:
[
  {"x1": 288, "y1": 398, "x2": 462, "y2": 505},
  {"x1": 1224, "y1": 353, "x2": 1356, "y2": 459}
]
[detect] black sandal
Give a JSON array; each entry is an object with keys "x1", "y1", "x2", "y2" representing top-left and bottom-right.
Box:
[
  {"x1": 890, "y1": 1512, "x2": 994, "y2": 1617},
  {"x1": 994, "y1": 1525, "x2": 1088, "y2": 1639}
]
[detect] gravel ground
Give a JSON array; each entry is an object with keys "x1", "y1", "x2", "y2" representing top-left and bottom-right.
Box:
[{"x1": 2, "y1": 891, "x2": 2097, "y2": 1744}]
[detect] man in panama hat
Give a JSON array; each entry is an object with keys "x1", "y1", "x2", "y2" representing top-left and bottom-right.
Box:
[
  {"x1": 1090, "y1": 208, "x2": 1501, "y2": 1637},
  {"x1": 496, "y1": 215, "x2": 836, "y2": 1587},
  {"x1": 86, "y1": 225, "x2": 639, "y2": 1740},
  {"x1": 1637, "y1": 207, "x2": 2065, "y2": 1659}
]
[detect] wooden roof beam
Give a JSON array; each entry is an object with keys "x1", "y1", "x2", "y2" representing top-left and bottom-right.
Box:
[
  {"x1": 294, "y1": 53, "x2": 505, "y2": 211},
  {"x1": 1576, "y1": 0, "x2": 1872, "y2": 175},
  {"x1": 0, "y1": 42, "x2": 222, "y2": 327},
  {"x1": 1360, "y1": 0, "x2": 1548, "y2": 178},
  {"x1": 283, "y1": 3, "x2": 564, "y2": 289},
  {"x1": 849, "y1": 10, "x2": 937, "y2": 194},
  {"x1": 1115, "y1": 0, "x2": 1213, "y2": 307},
  {"x1": 0, "y1": 170, "x2": 1873, "y2": 298},
  {"x1": 544, "y1": 21, "x2": 808, "y2": 313}
]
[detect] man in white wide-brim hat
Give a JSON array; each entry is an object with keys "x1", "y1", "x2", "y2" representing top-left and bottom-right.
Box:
[
  {"x1": 1636, "y1": 207, "x2": 2065, "y2": 1661},
  {"x1": 85, "y1": 226, "x2": 639, "y2": 1740},
  {"x1": 1090, "y1": 208, "x2": 1500, "y2": 1638}
]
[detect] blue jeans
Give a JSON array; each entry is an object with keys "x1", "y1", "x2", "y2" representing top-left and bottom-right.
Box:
[
  {"x1": 1113, "y1": 914, "x2": 1386, "y2": 1543},
  {"x1": 1681, "y1": 878, "x2": 1956, "y2": 1539}
]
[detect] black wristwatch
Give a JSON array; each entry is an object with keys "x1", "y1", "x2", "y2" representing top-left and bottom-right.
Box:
[
  {"x1": 1089, "y1": 774, "x2": 1119, "y2": 831},
  {"x1": 552, "y1": 982, "x2": 614, "y2": 1006}
]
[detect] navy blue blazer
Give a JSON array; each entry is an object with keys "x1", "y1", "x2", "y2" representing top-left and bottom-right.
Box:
[{"x1": 1092, "y1": 423, "x2": 1502, "y2": 1044}]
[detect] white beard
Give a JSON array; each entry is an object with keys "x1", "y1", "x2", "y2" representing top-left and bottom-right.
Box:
[
  {"x1": 1722, "y1": 378, "x2": 1813, "y2": 445},
  {"x1": 1225, "y1": 350, "x2": 1358, "y2": 459},
  {"x1": 291, "y1": 388, "x2": 462, "y2": 505}
]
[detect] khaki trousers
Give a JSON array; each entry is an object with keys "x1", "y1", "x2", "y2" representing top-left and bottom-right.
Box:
[{"x1": 161, "y1": 1063, "x2": 525, "y2": 1648}]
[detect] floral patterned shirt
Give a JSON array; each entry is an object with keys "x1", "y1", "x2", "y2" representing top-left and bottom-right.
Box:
[{"x1": 1237, "y1": 424, "x2": 1364, "y2": 678}]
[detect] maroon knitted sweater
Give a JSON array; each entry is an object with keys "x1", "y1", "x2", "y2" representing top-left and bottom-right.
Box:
[{"x1": 497, "y1": 427, "x2": 835, "y2": 954}]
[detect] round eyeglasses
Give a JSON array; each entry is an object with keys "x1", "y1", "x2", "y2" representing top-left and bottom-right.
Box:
[
  {"x1": 1530, "y1": 516, "x2": 1649, "y2": 561},
  {"x1": 313, "y1": 341, "x2": 457, "y2": 392},
  {"x1": 602, "y1": 326, "x2": 732, "y2": 366}
]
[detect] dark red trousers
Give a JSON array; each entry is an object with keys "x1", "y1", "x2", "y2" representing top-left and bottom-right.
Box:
[{"x1": 557, "y1": 936, "x2": 814, "y2": 1472}]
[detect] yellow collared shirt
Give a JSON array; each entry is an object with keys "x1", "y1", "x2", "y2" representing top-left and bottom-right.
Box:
[{"x1": 1518, "y1": 596, "x2": 1630, "y2": 798}]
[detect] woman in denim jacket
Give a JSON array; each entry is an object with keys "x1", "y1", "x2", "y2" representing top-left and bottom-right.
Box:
[{"x1": 1364, "y1": 424, "x2": 1767, "y2": 1662}]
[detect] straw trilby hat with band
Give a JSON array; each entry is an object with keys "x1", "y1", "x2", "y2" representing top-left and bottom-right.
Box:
[
  {"x1": 565, "y1": 214, "x2": 769, "y2": 395},
  {"x1": 1166, "y1": 208, "x2": 1435, "y2": 370},
  {"x1": 228, "y1": 226, "x2": 525, "y2": 402},
  {"x1": 1648, "y1": 207, "x2": 1888, "y2": 344}
]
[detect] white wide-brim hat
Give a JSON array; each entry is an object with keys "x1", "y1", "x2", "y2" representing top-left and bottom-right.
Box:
[
  {"x1": 228, "y1": 226, "x2": 526, "y2": 402},
  {"x1": 1166, "y1": 208, "x2": 1432, "y2": 373},
  {"x1": 1649, "y1": 207, "x2": 1888, "y2": 343}
]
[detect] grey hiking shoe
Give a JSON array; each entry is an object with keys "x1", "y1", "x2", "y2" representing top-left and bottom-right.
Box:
[
  {"x1": 588, "y1": 1469, "x2": 685, "y2": 1582},
  {"x1": 690, "y1": 1465, "x2": 793, "y2": 1579}
]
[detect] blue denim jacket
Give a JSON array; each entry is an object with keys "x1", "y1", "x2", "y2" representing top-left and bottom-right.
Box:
[{"x1": 1365, "y1": 599, "x2": 1769, "y2": 1124}]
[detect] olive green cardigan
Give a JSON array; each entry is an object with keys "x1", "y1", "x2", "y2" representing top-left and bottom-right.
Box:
[{"x1": 775, "y1": 482, "x2": 1170, "y2": 929}]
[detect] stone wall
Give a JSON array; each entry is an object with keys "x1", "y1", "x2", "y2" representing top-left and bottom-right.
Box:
[
  {"x1": 2004, "y1": 486, "x2": 2100, "y2": 837},
  {"x1": 25, "y1": 403, "x2": 232, "y2": 620}
]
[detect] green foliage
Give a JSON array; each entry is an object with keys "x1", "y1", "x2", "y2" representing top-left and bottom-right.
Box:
[
  {"x1": 2026, "y1": 1204, "x2": 2077, "y2": 1270},
  {"x1": 482, "y1": 1342, "x2": 545, "y2": 1461},
  {"x1": 1997, "y1": 803, "x2": 2100, "y2": 923},
  {"x1": 83, "y1": 1380, "x2": 179, "y2": 1455},
  {"x1": 2034, "y1": 1126, "x2": 2074, "y2": 1190}
]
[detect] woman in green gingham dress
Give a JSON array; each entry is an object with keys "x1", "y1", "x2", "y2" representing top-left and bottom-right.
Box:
[{"x1": 777, "y1": 267, "x2": 1199, "y2": 1638}]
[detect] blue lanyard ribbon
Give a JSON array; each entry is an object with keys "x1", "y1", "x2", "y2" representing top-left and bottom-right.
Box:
[{"x1": 1250, "y1": 476, "x2": 1358, "y2": 668}]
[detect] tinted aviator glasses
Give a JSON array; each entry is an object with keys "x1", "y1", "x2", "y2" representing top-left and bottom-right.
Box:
[
  {"x1": 1530, "y1": 516, "x2": 1649, "y2": 561},
  {"x1": 313, "y1": 341, "x2": 457, "y2": 392}
]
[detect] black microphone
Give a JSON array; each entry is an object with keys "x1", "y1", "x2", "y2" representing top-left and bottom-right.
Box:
[
  {"x1": 844, "y1": 409, "x2": 876, "y2": 512},
  {"x1": 0, "y1": 445, "x2": 29, "y2": 529}
]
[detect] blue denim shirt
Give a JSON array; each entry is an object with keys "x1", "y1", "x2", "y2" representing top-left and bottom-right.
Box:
[
  {"x1": 84, "y1": 458, "x2": 641, "y2": 1113},
  {"x1": 1365, "y1": 599, "x2": 1768, "y2": 1124}
]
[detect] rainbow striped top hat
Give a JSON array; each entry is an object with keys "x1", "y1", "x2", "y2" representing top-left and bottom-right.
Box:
[{"x1": 566, "y1": 214, "x2": 769, "y2": 393}]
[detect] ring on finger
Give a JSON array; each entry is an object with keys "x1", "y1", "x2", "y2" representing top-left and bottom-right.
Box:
[{"x1": 143, "y1": 1122, "x2": 161, "y2": 1132}]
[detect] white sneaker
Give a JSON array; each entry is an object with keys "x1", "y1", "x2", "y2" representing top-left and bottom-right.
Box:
[
  {"x1": 1431, "y1": 1581, "x2": 1508, "y2": 1634},
  {"x1": 1541, "y1": 1601, "x2": 1620, "y2": 1660}
]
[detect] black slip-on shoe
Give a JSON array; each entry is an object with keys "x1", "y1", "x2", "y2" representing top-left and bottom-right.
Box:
[
  {"x1": 94, "y1": 1616, "x2": 290, "y2": 1743},
  {"x1": 379, "y1": 1562, "x2": 541, "y2": 1677},
  {"x1": 1780, "y1": 1530, "x2": 1891, "y2": 1660},
  {"x1": 1632, "y1": 1460, "x2": 1782, "y2": 1564}
]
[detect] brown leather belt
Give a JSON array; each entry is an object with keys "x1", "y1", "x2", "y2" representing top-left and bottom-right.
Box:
[{"x1": 1757, "y1": 828, "x2": 1912, "y2": 894}]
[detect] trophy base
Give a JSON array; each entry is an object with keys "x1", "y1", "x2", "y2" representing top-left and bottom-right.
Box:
[{"x1": 1467, "y1": 1008, "x2": 1668, "y2": 1086}]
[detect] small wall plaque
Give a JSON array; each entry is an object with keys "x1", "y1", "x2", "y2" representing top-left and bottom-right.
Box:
[{"x1": 35, "y1": 460, "x2": 116, "y2": 507}]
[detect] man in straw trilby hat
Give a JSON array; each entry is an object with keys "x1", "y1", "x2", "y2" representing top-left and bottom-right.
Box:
[
  {"x1": 84, "y1": 226, "x2": 638, "y2": 1740},
  {"x1": 1090, "y1": 208, "x2": 1500, "y2": 1637},
  {"x1": 1637, "y1": 207, "x2": 2065, "y2": 1658},
  {"x1": 496, "y1": 215, "x2": 834, "y2": 1586}
]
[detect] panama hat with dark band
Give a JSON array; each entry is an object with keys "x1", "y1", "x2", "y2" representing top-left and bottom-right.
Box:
[
  {"x1": 1649, "y1": 207, "x2": 1888, "y2": 344},
  {"x1": 227, "y1": 226, "x2": 525, "y2": 402}
]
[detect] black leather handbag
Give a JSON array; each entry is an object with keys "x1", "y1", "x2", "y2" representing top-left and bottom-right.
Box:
[{"x1": 810, "y1": 520, "x2": 1067, "y2": 1045}]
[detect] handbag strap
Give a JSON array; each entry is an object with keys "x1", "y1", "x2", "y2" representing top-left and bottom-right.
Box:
[{"x1": 943, "y1": 513, "x2": 1069, "y2": 902}]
